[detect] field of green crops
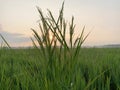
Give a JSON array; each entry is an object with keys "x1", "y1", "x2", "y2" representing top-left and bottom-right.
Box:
[
  {"x1": 0, "y1": 2, "x2": 120, "y2": 90},
  {"x1": 0, "y1": 48, "x2": 120, "y2": 90}
]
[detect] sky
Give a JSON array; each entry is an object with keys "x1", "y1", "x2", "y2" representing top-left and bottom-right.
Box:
[{"x1": 0, "y1": 0, "x2": 120, "y2": 47}]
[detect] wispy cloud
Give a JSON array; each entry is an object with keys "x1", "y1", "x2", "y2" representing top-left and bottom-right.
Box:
[{"x1": 0, "y1": 24, "x2": 31, "y2": 46}]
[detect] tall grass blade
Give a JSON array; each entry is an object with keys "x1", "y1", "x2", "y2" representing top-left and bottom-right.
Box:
[{"x1": 0, "y1": 34, "x2": 11, "y2": 49}]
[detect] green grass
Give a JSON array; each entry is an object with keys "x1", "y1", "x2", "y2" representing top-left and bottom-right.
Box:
[
  {"x1": 0, "y1": 48, "x2": 120, "y2": 90},
  {"x1": 0, "y1": 2, "x2": 120, "y2": 90}
]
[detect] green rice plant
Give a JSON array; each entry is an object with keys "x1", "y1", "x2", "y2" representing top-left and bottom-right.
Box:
[
  {"x1": 0, "y1": 34, "x2": 11, "y2": 49},
  {"x1": 31, "y1": 2, "x2": 90, "y2": 89},
  {"x1": 0, "y1": 2, "x2": 120, "y2": 90},
  {"x1": 32, "y1": 2, "x2": 89, "y2": 59},
  {"x1": 0, "y1": 45, "x2": 120, "y2": 89}
]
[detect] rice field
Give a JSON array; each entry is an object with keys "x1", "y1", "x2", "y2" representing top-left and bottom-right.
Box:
[
  {"x1": 0, "y1": 2, "x2": 120, "y2": 90},
  {"x1": 0, "y1": 48, "x2": 120, "y2": 90}
]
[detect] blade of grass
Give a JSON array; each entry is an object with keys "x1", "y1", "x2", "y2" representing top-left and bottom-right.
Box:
[{"x1": 0, "y1": 34, "x2": 11, "y2": 49}]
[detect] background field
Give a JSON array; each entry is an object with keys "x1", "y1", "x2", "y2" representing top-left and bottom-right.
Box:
[
  {"x1": 0, "y1": 2, "x2": 120, "y2": 90},
  {"x1": 0, "y1": 48, "x2": 120, "y2": 90}
]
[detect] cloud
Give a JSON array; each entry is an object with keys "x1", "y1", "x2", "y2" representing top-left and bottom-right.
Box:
[{"x1": 0, "y1": 24, "x2": 31, "y2": 46}]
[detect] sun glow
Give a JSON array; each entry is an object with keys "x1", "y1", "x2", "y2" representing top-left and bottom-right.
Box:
[{"x1": 49, "y1": 34, "x2": 53, "y2": 41}]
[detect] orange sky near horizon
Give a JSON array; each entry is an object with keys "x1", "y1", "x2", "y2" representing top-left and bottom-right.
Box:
[{"x1": 0, "y1": 0, "x2": 120, "y2": 47}]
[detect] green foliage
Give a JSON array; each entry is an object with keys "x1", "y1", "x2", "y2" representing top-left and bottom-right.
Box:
[
  {"x1": 0, "y1": 34, "x2": 11, "y2": 49},
  {"x1": 31, "y1": 4, "x2": 89, "y2": 88},
  {"x1": 0, "y1": 48, "x2": 120, "y2": 90},
  {"x1": 0, "y1": 2, "x2": 120, "y2": 90}
]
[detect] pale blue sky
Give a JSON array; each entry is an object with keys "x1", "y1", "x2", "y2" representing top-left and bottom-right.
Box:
[{"x1": 0, "y1": 0, "x2": 120, "y2": 46}]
